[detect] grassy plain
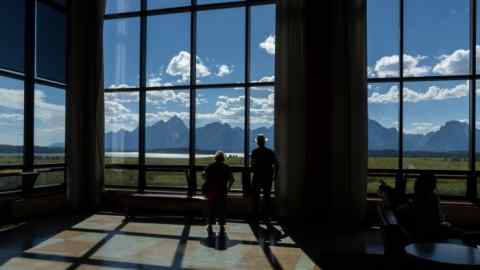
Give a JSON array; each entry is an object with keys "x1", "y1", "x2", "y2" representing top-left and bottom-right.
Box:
[
  {"x1": 368, "y1": 157, "x2": 476, "y2": 197},
  {"x1": 1, "y1": 155, "x2": 478, "y2": 197}
]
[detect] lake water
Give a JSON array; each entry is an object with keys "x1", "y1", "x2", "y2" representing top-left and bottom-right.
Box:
[
  {"x1": 106, "y1": 152, "x2": 244, "y2": 159},
  {"x1": 1, "y1": 152, "x2": 244, "y2": 159}
]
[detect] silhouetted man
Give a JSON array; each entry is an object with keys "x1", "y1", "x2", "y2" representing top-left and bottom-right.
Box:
[
  {"x1": 251, "y1": 134, "x2": 278, "y2": 223},
  {"x1": 202, "y1": 151, "x2": 235, "y2": 237}
]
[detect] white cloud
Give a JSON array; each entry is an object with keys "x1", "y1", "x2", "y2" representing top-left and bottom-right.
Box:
[
  {"x1": 196, "y1": 92, "x2": 274, "y2": 127},
  {"x1": 433, "y1": 49, "x2": 469, "y2": 75},
  {"x1": 371, "y1": 54, "x2": 430, "y2": 78},
  {"x1": 432, "y1": 46, "x2": 480, "y2": 75},
  {"x1": 146, "y1": 111, "x2": 189, "y2": 126},
  {"x1": 105, "y1": 91, "x2": 191, "y2": 132},
  {"x1": 34, "y1": 90, "x2": 65, "y2": 123},
  {"x1": 257, "y1": 75, "x2": 275, "y2": 83},
  {"x1": 197, "y1": 95, "x2": 244, "y2": 125},
  {"x1": 368, "y1": 83, "x2": 469, "y2": 104},
  {"x1": 260, "y1": 35, "x2": 275, "y2": 55},
  {"x1": 166, "y1": 51, "x2": 211, "y2": 82},
  {"x1": 405, "y1": 122, "x2": 441, "y2": 135},
  {"x1": 105, "y1": 93, "x2": 138, "y2": 132},
  {"x1": 0, "y1": 113, "x2": 23, "y2": 124},
  {"x1": 108, "y1": 84, "x2": 135, "y2": 89},
  {"x1": 216, "y1": 64, "x2": 233, "y2": 77},
  {"x1": 0, "y1": 88, "x2": 23, "y2": 110},
  {"x1": 106, "y1": 92, "x2": 139, "y2": 104},
  {"x1": 0, "y1": 88, "x2": 64, "y2": 145},
  {"x1": 251, "y1": 93, "x2": 274, "y2": 125},
  {"x1": 367, "y1": 66, "x2": 375, "y2": 77},
  {"x1": 147, "y1": 91, "x2": 189, "y2": 106}
]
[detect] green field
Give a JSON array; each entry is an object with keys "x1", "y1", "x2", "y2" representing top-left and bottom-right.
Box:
[
  {"x1": 105, "y1": 156, "x2": 245, "y2": 190},
  {"x1": 368, "y1": 157, "x2": 480, "y2": 197},
  {"x1": 1, "y1": 155, "x2": 479, "y2": 197}
]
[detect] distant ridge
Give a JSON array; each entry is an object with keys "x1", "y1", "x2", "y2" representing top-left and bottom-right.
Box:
[
  {"x1": 368, "y1": 119, "x2": 478, "y2": 153},
  {"x1": 105, "y1": 116, "x2": 274, "y2": 152}
]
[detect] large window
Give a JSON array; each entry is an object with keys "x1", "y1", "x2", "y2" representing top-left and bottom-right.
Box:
[
  {"x1": 0, "y1": 0, "x2": 69, "y2": 192},
  {"x1": 104, "y1": 0, "x2": 276, "y2": 191},
  {"x1": 367, "y1": 0, "x2": 478, "y2": 199}
]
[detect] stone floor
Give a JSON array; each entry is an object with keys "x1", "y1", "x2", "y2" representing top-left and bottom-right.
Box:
[{"x1": 0, "y1": 214, "x2": 320, "y2": 270}]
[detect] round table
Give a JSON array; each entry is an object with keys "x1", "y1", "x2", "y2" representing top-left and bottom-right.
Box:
[{"x1": 405, "y1": 243, "x2": 480, "y2": 269}]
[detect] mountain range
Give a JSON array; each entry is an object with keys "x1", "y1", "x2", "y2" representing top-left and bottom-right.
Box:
[
  {"x1": 369, "y1": 119, "x2": 477, "y2": 153},
  {"x1": 105, "y1": 116, "x2": 274, "y2": 153},
  {"x1": 1, "y1": 117, "x2": 475, "y2": 154}
]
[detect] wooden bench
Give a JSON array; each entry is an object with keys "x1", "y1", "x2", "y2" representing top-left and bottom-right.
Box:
[{"x1": 125, "y1": 193, "x2": 208, "y2": 220}]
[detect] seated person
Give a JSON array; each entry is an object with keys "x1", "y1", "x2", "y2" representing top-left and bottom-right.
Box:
[
  {"x1": 378, "y1": 173, "x2": 465, "y2": 243},
  {"x1": 201, "y1": 151, "x2": 235, "y2": 237}
]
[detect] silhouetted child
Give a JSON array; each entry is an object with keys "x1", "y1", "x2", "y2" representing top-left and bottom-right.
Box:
[
  {"x1": 251, "y1": 134, "x2": 278, "y2": 224},
  {"x1": 202, "y1": 151, "x2": 235, "y2": 237}
]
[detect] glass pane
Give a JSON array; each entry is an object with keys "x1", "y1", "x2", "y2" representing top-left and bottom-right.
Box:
[
  {"x1": 478, "y1": 177, "x2": 480, "y2": 199},
  {"x1": 406, "y1": 175, "x2": 467, "y2": 197},
  {"x1": 197, "y1": 171, "x2": 242, "y2": 192},
  {"x1": 251, "y1": 4, "x2": 275, "y2": 83},
  {"x1": 367, "y1": 0, "x2": 399, "y2": 78},
  {"x1": 37, "y1": 2, "x2": 67, "y2": 83},
  {"x1": 404, "y1": 0, "x2": 469, "y2": 76},
  {"x1": 105, "y1": 168, "x2": 138, "y2": 187},
  {"x1": 105, "y1": 92, "x2": 140, "y2": 164},
  {"x1": 367, "y1": 176, "x2": 395, "y2": 195},
  {"x1": 197, "y1": 8, "x2": 245, "y2": 84},
  {"x1": 368, "y1": 83, "x2": 399, "y2": 169},
  {"x1": 0, "y1": 174, "x2": 22, "y2": 191},
  {"x1": 403, "y1": 81, "x2": 469, "y2": 170},
  {"x1": 147, "y1": 13, "x2": 190, "y2": 87},
  {"x1": 198, "y1": 0, "x2": 243, "y2": 4},
  {"x1": 477, "y1": 81, "x2": 480, "y2": 172},
  {"x1": 146, "y1": 171, "x2": 188, "y2": 188},
  {"x1": 0, "y1": 0, "x2": 25, "y2": 73},
  {"x1": 0, "y1": 77, "x2": 24, "y2": 165},
  {"x1": 104, "y1": 18, "x2": 140, "y2": 88},
  {"x1": 146, "y1": 90, "x2": 190, "y2": 165},
  {"x1": 106, "y1": 0, "x2": 140, "y2": 14},
  {"x1": 477, "y1": 2, "x2": 480, "y2": 75},
  {"x1": 250, "y1": 87, "x2": 274, "y2": 152},
  {"x1": 196, "y1": 88, "x2": 245, "y2": 166},
  {"x1": 148, "y1": 0, "x2": 190, "y2": 9},
  {"x1": 35, "y1": 170, "x2": 65, "y2": 187},
  {"x1": 52, "y1": 0, "x2": 68, "y2": 6},
  {"x1": 34, "y1": 85, "x2": 65, "y2": 165}
]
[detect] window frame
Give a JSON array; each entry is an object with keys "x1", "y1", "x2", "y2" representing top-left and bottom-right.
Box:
[
  {"x1": 367, "y1": 0, "x2": 479, "y2": 201},
  {"x1": 0, "y1": 0, "x2": 69, "y2": 193},
  {"x1": 104, "y1": 0, "x2": 277, "y2": 193}
]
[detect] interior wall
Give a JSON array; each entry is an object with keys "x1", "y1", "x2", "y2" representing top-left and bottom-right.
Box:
[{"x1": 276, "y1": 0, "x2": 367, "y2": 230}]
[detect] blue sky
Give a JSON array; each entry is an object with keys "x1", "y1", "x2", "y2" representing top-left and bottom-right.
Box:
[
  {"x1": 0, "y1": 78, "x2": 65, "y2": 146},
  {"x1": 103, "y1": 3, "x2": 276, "y2": 139},
  {"x1": 368, "y1": 0, "x2": 480, "y2": 136},
  {"x1": 0, "y1": 2, "x2": 275, "y2": 148}
]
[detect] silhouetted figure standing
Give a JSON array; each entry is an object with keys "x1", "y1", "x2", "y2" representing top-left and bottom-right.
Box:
[
  {"x1": 251, "y1": 134, "x2": 278, "y2": 224},
  {"x1": 202, "y1": 151, "x2": 235, "y2": 237}
]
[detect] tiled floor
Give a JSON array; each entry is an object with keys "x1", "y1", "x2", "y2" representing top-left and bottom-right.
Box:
[{"x1": 0, "y1": 214, "x2": 320, "y2": 270}]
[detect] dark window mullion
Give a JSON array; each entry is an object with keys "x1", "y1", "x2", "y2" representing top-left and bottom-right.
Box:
[
  {"x1": 397, "y1": 0, "x2": 405, "y2": 194},
  {"x1": 24, "y1": 0, "x2": 36, "y2": 172},
  {"x1": 468, "y1": 0, "x2": 477, "y2": 200},
  {"x1": 244, "y1": 4, "x2": 251, "y2": 195},
  {"x1": 189, "y1": 0, "x2": 198, "y2": 194},
  {"x1": 138, "y1": 0, "x2": 147, "y2": 192}
]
